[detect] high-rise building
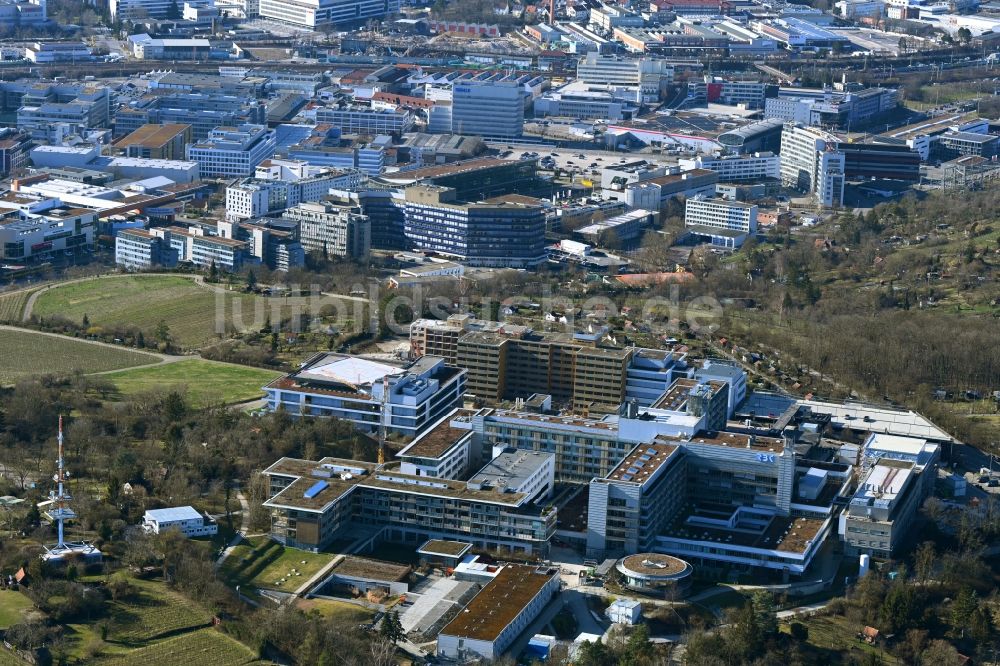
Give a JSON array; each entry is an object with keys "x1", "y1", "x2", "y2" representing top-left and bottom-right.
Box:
[
  {"x1": 779, "y1": 123, "x2": 845, "y2": 207},
  {"x1": 451, "y1": 81, "x2": 524, "y2": 139}
]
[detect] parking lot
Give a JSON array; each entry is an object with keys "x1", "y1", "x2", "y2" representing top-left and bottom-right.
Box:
[{"x1": 496, "y1": 146, "x2": 678, "y2": 179}]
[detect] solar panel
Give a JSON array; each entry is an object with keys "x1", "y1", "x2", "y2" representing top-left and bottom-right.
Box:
[{"x1": 303, "y1": 480, "x2": 329, "y2": 499}]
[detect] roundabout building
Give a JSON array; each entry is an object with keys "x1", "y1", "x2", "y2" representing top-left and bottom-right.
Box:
[{"x1": 616, "y1": 553, "x2": 693, "y2": 596}]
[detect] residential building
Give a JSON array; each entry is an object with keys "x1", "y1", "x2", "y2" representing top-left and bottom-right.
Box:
[
  {"x1": 263, "y1": 353, "x2": 466, "y2": 437},
  {"x1": 779, "y1": 123, "x2": 845, "y2": 207},
  {"x1": 113, "y1": 123, "x2": 192, "y2": 160},
  {"x1": 401, "y1": 185, "x2": 546, "y2": 269},
  {"x1": 684, "y1": 197, "x2": 757, "y2": 249},
  {"x1": 282, "y1": 201, "x2": 371, "y2": 259},
  {"x1": 186, "y1": 124, "x2": 276, "y2": 178},
  {"x1": 437, "y1": 565, "x2": 560, "y2": 661},
  {"x1": 142, "y1": 506, "x2": 217, "y2": 537},
  {"x1": 451, "y1": 81, "x2": 524, "y2": 139},
  {"x1": 115, "y1": 228, "x2": 179, "y2": 269}
]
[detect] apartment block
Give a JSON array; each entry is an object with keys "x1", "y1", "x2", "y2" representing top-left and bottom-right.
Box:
[{"x1": 684, "y1": 197, "x2": 758, "y2": 249}]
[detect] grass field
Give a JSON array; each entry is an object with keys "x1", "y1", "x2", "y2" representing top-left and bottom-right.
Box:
[
  {"x1": 0, "y1": 590, "x2": 33, "y2": 629},
  {"x1": 105, "y1": 359, "x2": 282, "y2": 408},
  {"x1": 295, "y1": 598, "x2": 375, "y2": 624},
  {"x1": 221, "y1": 537, "x2": 335, "y2": 591},
  {"x1": 97, "y1": 628, "x2": 259, "y2": 666},
  {"x1": 31, "y1": 275, "x2": 319, "y2": 350},
  {"x1": 0, "y1": 328, "x2": 161, "y2": 384},
  {"x1": 782, "y1": 615, "x2": 900, "y2": 665}
]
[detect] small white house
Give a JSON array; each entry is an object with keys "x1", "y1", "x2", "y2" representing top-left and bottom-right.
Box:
[
  {"x1": 606, "y1": 599, "x2": 642, "y2": 625},
  {"x1": 142, "y1": 506, "x2": 217, "y2": 538}
]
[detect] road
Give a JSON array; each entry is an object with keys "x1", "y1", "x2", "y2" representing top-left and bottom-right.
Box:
[{"x1": 215, "y1": 489, "x2": 251, "y2": 571}]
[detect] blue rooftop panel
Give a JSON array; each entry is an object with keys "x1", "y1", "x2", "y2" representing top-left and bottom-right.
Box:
[{"x1": 303, "y1": 480, "x2": 329, "y2": 499}]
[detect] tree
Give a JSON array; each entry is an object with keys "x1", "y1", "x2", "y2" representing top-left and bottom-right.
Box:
[
  {"x1": 750, "y1": 590, "x2": 778, "y2": 637},
  {"x1": 209, "y1": 259, "x2": 219, "y2": 282},
  {"x1": 246, "y1": 269, "x2": 257, "y2": 292},
  {"x1": 956, "y1": 27, "x2": 972, "y2": 44},
  {"x1": 82, "y1": 313, "x2": 90, "y2": 328},
  {"x1": 166, "y1": 0, "x2": 180, "y2": 18},
  {"x1": 914, "y1": 541, "x2": 935, "y2": 583},
  {"x1": 921, "y1": 639, "x2": 965, "y2": 666},
  {"x1": 154, "y1": 320, "x2": 171, "y2": 344},
  {"x1": 379, "y1": 610, "x2": 403, "y2": 645},
  {"x1": 950, "y1": 587, "x2": 979, "y2": 637}
]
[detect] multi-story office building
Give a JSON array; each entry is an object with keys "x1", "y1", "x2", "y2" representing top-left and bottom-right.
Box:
[
  {"x1": 128, "y1": 35, "x2": 212, "y2": 60},
  {"x1": 0, "y1": 129, "x2": 32, "y2": 177},
  {"x1": 111, "y1": 0, "x2": 175, "y2": 20},
  {"x1": 264, "y1": 353, "x2": 466, "y2": 437},
  {"x1": 841, "y1": 461, "x2": 923, "y2": 559},
  {"x1": 113, "y1": 123, "x2": 192, "y2": 160},
  {"x1": 623, "y1": 169, "x2": 719, "y2": 210},
  {"x1": 718, "y1": 118, "x2": 785, "y2": 154},
  {"x1": 114, "y1": 93, "x2": 266, "y2": 140},
  {"x1": 379, "y1": 158, "x2": 538, "y2": 200},
  {"x1": 765, "y1": 87, "x2": 897, "y2": 130},
  {"x1": 684, "y1": 197, "x2": 758, "y2": 249},
  {"x1": 575, "y1": 52, "x2": 673, "y2": 103},
  {"x1": 115, "y1": 228, "x2": 178, "y2": 269},
  {"x1": 401, "y1": 185, "x2": 546, "y2": 269},
  {"x1": 257, "y1": 0, "x2": 400, "y2": 29},
  {"x1": 282, "y1": 201, "x2": 371, "y2": 259},
  {"x1": 839, "y1": 141, "x2": 921, "y2": 181},
  {"x1": 533, "y1": 90, "x2": 635, "y2": 122},
  {"x1": 225, "y1": 161, "x2": 364, "y2": 220},
  {"x1": 688, "y1": 77, "x2": 771, "y2": 109},
  {"x1": 451, "y1": 81, "x2": 524, "y2": 139},
  {"x1": 935, "y1": 131, "x2": 1000, "y2": 159},
  {"x1": 17, "y1": 86, "x2": 111, "y2": 141},
  {"x1": 314, "y1": 107, "x2": 414, "y2": 135},
  {"x1": 678, "y1": 152, "x2": 780, "y2": 182},
  {"x1": 0, "y1": 202, "x2": 97, "y2": 261},
  {"x1": 262, "y1": 449, "x2": 556, "y2": 555},
  {"x1": 186, "y1": 124, "x2": 276, "y2": 178},
  {"x1": 153, "y1": 226, "x2": 251, "y2": 271},
  {"x1": 780, "y1": 123, "x2": 845, "y2": 207},
  {"x1": 25, "y1": 41, "x2": 91, "y2": 63},
  {"x1": 449, "y1": 325, "x2": 687, "y2": 412}
]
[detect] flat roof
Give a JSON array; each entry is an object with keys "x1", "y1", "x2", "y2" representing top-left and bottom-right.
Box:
[
  {"x1": 619, "y1": 553, "x2": 689, "y2": 577},
  {"x1": 468, "y1": 450, "x2": 550, "y2": 490},
  {"x1": 606, "y1": 442, "x2": 680, "y2": 484},
  {"x1": 651, "y1": 378, "x2": 698, "y2": 411},
  {"x1": 676, "y1": 430, "x2": 785, "y2": 453},
  {"x1": 799, "y1": 399, "x2": 953, "y2": 441},
  {"x1": 330, "y1": 555, "x2": 411, "y2": 581},
  {"x1": 440, "y1": 564, "x2": 557, "y2": 642},
  {"x1": 384, "y1": 157, "x2": 534, "y2": 182},
  {"x1": 397, "y1": 411, "x2": 474, "y2": 460},
  {"x1": 145, "y1": 506, "x2": 202, "y2": 522},
  {"x1": 417, "y1": 539, "x2": 473, "y2": 558},
  {"x1": 855, "y1": 463, "x2": 911, "y2": 503},
  {"x1": 115, "y1": 123, "x2": 191, "y2": 149},
  {"x1": 298, "y1": 356, "x2": 404, "y2": 387}
]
